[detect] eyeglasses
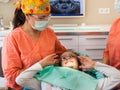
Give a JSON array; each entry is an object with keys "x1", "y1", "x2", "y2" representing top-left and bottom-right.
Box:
[
  {"x1": 30, "y1": 14, "x2": 51, "y2": 21},
  {"x1": 61, "y1": 55, "x2": 76, "y2": 61}
]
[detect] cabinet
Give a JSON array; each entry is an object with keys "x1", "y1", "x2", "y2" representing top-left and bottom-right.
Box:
[
  {"x1": 57, "y1": 34, "x2": 108, "y2": 61},
  {"x1": 57, "y1": 35, "x2": 79, "y2": 52},
  {"x1": 78, "y1": 35, "x2": 108, "y2": 61}
]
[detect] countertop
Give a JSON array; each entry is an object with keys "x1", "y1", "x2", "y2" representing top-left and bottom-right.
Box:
[
  {"x1": 0, "y1": 25, "x2": 110, "y2": 36},
  {"x1": 0, "y1": 27, "x2": 12, "y2": 37},
  {"x1": 51, "y1": 25, "x2": 110, "y2": 35}
]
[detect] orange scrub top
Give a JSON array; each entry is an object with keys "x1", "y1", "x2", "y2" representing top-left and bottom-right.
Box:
[
  {"x1": 2, "y1": 26, "x2": 66, "y2": 89},
  {"x1": 103, "y1": 18, "x2": 120, "y2": 70}
]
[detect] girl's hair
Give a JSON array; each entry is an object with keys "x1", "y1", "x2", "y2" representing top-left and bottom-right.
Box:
[
  {"x1": 71, "y1": 51, "x2": 82, "y2": 66},
  {"x1": 12, "y1": 8, "x2": 26, "y2": 29}
]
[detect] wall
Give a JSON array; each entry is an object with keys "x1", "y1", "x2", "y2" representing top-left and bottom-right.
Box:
[
  {"x1": 0, "y1": 0, "x2": 120, "y2": 26},
  {"x1": 0, "y1": 0, "x2": 15, "y2": 26}
]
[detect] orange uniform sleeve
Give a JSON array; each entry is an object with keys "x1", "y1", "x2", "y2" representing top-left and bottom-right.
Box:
[
  {"x1": 103, "y1": 18, "x2": 120, "y2": 58},
  {"x1": 2, "y1": 35, "x2": 23, "y2": 89},
  {"x1": 55, "y1": 37, "x2": 67, "y2": 56},
  {"x1": 103, "y1": 42, "x2": 109, "y2": 57},
  {"x1": 48, "y1": 27, "x2": 67, "y2": 56}
]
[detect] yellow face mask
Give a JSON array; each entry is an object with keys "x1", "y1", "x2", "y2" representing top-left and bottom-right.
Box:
[{"x1": 13, "y1": 0, "x2": 50, "y2": 14}]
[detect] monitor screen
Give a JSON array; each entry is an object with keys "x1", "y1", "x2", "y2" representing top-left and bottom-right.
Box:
[{"x1": 50, "y1": 0, "x2": 85, "y2": 18}]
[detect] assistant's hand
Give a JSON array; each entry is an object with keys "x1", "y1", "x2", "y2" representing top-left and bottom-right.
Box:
[
  {"x1": 39, "y1": 53, "x2": 59, "y2": 68},
  {"x1": 78, "y1": 56, "x2": 96, "y2": 69}
]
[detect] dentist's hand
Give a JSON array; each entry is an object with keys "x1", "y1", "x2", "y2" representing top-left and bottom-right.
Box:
[
  {"x1": 39, "y1": 53, "x2": 59, "y2": 68},
  {"x1": 78, "y1": 56, "x2": 96, "y2": 69}
]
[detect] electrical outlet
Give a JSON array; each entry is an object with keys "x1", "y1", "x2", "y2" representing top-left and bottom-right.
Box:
[
  {"x1": 98, "y1": 8, "x2": 110, "y2": 14},
  {"x1": 98, "y1": 8, "x2": 104, "y2": 14},
  {"x1": 104, "y1": 8, "x2": 110, "y2": 14}
]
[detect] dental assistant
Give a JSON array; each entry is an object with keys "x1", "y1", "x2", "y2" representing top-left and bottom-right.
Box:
[{"x1": 2, "y1": 0, "x2": 66, "y2": 89}]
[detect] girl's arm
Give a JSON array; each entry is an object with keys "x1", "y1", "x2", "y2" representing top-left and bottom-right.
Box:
[
  {"x1": 95, "y1": 62, "x2": 120, "y2": 90},
  {"x1": 16, "y1": 63, "x2": 43, "y2": 90},
  {"x1": 79, "y1": 56, "x2": 120, "y2": 90}
]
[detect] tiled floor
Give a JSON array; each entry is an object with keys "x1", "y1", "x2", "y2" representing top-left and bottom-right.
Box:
[{"x1": 0, "y1": 77, "x2": 6, "y2": 89}]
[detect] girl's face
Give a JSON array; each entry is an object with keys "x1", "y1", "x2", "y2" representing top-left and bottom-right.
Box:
[{"x1": 60, "y1": 51, "x2": 79, "y2": 70}]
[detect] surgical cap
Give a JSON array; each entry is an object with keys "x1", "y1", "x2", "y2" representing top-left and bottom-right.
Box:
[{"x1": 14, "y1": 0, "x2": 50, "y2": 14}]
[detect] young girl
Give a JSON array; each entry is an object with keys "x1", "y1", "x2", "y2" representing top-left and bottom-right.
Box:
[{"x1": 16, "y1": 51, "x2": 120, "y2": 90}]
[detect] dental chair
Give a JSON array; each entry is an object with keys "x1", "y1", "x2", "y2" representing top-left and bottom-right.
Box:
[
  {"x1": 0, "y1": 47, "x2": 6, "y2": 89},
  {"x1": 0, "y1": 47, "x2": 3, "y2": 77}
]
